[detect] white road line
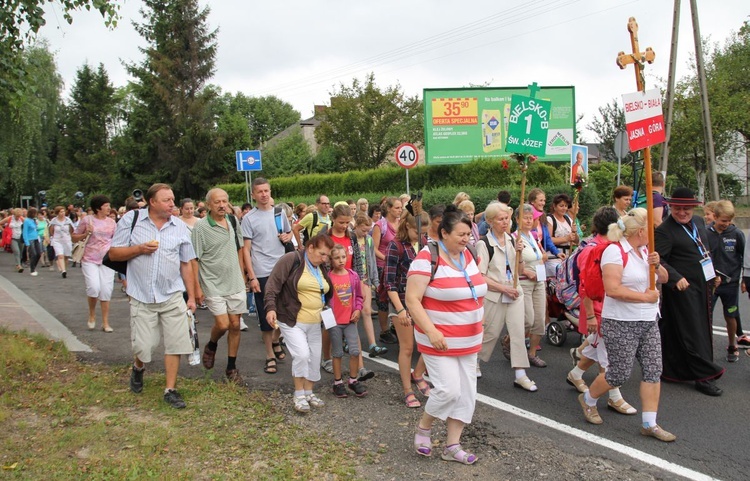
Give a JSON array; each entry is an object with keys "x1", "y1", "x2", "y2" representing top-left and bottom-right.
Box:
[{"x1": 366, "y1": 355, "x2": 719, "y2": 481}]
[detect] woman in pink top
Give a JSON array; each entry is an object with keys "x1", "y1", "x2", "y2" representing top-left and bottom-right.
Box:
[
  {"x1": 73, "y1": 195, "x2": 117, "y2": 332},
  {"x1": 406, "y1": 205, "x2": 487, "y2": 465},
  {"x1": 372, "y1": 196, "x2": 402, "y2": 345}
]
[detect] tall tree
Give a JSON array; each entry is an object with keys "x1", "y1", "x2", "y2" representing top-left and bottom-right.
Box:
[
  {"x1": 56, "y1": 63, "x2": 117, "y2": 198},
  {"x1": 586, "y1": 99, "x2": 627, "y2": 162},
  {"x1": 122, "y1": 0, "x2": 218, "y2": 199},
  {"x1": 0, "y1": 41, "x2": 62, "y2": 207},
  {"x1": 315, "y1": 73, "x2": 423, "y2": 170}
]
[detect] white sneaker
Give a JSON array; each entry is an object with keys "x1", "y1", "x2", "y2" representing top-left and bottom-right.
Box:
[
  {"x1": 239, "y1": 317, "x2": 249, "y2": 331},
  {"x1": 30, "y1": 272, "x2": 38, "y2": 276}
]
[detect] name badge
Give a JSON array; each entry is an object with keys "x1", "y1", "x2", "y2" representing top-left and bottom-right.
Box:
[
  {"x1": 535, "y1": 264, "x2": 547, "y2": 282},
  {"x1": 700, "y1": 258, "x2": 716, "y2": 281},
  {"x1": 321, "y1": 308, "x2": 337, "y2": 330}
]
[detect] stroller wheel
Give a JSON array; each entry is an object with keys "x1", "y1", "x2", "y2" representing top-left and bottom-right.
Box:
[{"x1": 546, "y1": 320, "x2": 567, "y2": 346}]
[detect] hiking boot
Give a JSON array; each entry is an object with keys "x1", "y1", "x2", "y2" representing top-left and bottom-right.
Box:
[
  {"x1": 640, "y1": 424, "x2": 676, "y2": 442},
  {"x1": 727, "y1": 346, "x2": 739, "y2": 363},
  {"x1": 225, "y1": 369, "x2": 245, "y2": 385},
  {"x1": 202, "y1": 345, "x2": 216, "y2": 369},
  {"x1": 163, "y1": 389, "x2": 186, "y2": 409},
  {"x1": 348, "y1": 380, "x2": 367, "y2": 397},
  {"x1": 130, "y1": 365, "x2": 144, "y2": 393},
  {"x1": 332, "y1": 382, "x2": 348, "y2": 398}
]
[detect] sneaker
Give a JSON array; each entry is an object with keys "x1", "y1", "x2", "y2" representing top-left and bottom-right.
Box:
[
  {"x1": 225, "y1": 369, "x2": 245, "y2": 385},
  {"x1": 30, "y1": 271, "x2": 38, "y2": 276},
  {"x1": 320, "y1": 359, "x2": 333, "y2": 374},
  {"x1": 62, "y1": 271, "x2": 67, "y2": 279},
  {"x1": 294, "y1": 395, "x2": 310, "y2": 413},
  {"x1": 727, "y1": 346, "x2": 739, "y2": 363},
  {"x1": 528, "y1": 355, "x2": 547, "y2": 368},
  {"x1": 239, "y1": 317, "x2": 249, "y2": 331},
  {"x1": 332, "y1": 382, "x2": 348, "y2": 398},
  {"x1": 379, "y1": 331, "x2": 398, "y2": 345},
  {"x1": 164, "y1": 389, "x2": 186, "y2": 409},
  {"x1": 198, "y1": 302, "x2": 208, "y2": 310},
  {"x1": 369, "y1": 344, "x2": 388, "y2": 357},
  {"x1": 130, "y1": 365, "x2": 144, "y2": 393},
  {"x1": 640, "y1": 424, "x2": 676, "y2": 442},
  {"x1": 578, "y1": 393, "x2": 603, "y2": 424},
  {"x1": 357, "y1": 367, "x2": 375, "y2": 382},
  {"x1": 306, "y1": 393, "x2": 325, "y2": 408},
  {"x1": 737, "y1": 335, "x2": 750, "y2": 348},
  {"x1": 348, "y1": 380, "x2": 367, "y2": 397},
  {"x1": 202, "y1": 345, "x2": 216, "y2": 369}
]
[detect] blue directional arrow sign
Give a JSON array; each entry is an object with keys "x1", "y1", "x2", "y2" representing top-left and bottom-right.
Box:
[{"x1": 236, "y1": 150, "x2": 262, "y2": 172}]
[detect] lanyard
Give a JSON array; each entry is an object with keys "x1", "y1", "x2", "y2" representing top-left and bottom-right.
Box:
[
  {"x1": 438, "y1": 241, "x2": 478, "y2": 303},
  {"x1": 489, "y1": 230, "x2": 512, "y2": 281},
  {"x1": 520, "y1": 232, "x2": 541, "y2": 260},
  {"x1": 680, "y1": 222, "x2": 709, "y2": 258},
  {"x1": 304, "y1": 253, "x2": 326, "y2": 306}
]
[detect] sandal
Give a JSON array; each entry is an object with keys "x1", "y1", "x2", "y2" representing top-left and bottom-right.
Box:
[
  {"x1": 272, "y1": 342, "x2": 286, "y2": 360},
  {"x1": 404, "y1": 392, "x2": 421, "y2": 408},
  {"x1": 263, "y1": 358, "x2": 277, "y2": 374},
  {"x1": 607, "y1": 397, "x2": 637, "y2": 415},
  {"x1": 513, "y1": 376, "x2": 538, "y2": 392},
  {"x1": 441, "y1": 443, "x2": 477, "y2": 465},
  {"x1": 411, "y1": 373, "x2": 431, "y2": 397},
  {"x1": 414, "y1": 426, "x2": 432, "y2": 457}
]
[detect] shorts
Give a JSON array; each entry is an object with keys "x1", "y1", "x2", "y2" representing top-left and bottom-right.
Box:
[
  {"x1": 129, "y1": 292, "x2": 193, "y2": 364},
  {"x1": 329, "y1": 323, "x2": 361, "y2": 358},
  {"x1": 713, "y1": 282, "x2": 739, "y2": 318},
  {"x1": 205, "y1": 290, "x2": 247, "y2": 316}
]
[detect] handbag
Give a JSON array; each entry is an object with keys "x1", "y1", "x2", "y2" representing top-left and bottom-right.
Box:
[
  {"x1": 102, "y1": 210, "x2": 140, "y2": 275},
  {"x1": 71, "y1": 218, "x2": 92, "y2": 263}
]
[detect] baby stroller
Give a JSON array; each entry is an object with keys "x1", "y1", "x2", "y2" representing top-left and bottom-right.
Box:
[{"x1": 545, "y1": 277, "x2": 580, "y2": 346}]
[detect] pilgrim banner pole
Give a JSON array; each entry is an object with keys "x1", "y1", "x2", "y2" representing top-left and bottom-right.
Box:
[{"x1": 617, "y1": 17, "x2": 658, "y2": 289}]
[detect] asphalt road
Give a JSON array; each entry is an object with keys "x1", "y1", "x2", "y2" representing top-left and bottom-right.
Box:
[{"x1": 2, "y1": 251, "x2": 747, "y2": 480}]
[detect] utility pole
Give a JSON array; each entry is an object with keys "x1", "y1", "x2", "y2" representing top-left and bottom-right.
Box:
[
  {"x1": 660, "y1": 0, "x2": 681, "y2": 175},
  {"x1": 689, "y1": 0, "x2": 720, "y2": 201}
]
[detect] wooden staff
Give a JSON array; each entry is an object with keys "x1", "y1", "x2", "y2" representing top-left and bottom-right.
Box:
[
  {"x1": 514, "y1": 164, "x2": 528, "y2": 289},
  {"x1": 617, "y1": 17, "x2": 656, "y2": 289},
  {"x1": 412, "y1": 192, "x2": 423, "y2": 249}
]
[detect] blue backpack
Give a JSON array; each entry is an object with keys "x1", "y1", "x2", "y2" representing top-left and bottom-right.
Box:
[{"x1": 553, "y1": 237, "x2": 591, "y2": 311}]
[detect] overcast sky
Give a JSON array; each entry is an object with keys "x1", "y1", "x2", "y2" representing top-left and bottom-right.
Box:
[{"x1": 40, "y1": 0, "x2": 748, "y2": 140}]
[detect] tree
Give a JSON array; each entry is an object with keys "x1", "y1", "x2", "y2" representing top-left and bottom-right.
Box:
[
  {"x1": 121, "y1": 0, "x2": 219, "y2": 200},
  {"x1": 315, "y1": 73, "x2": 423, "y2": 170},
  {"x1": 586, "y1": 99, "x2": 628, "y2": 162},
  {"x1": 262, "y1": 129, "x2": 313, "y2": 178},
  {"x1": 0, "y1": 41, "x2": 62, "y2": 207},
  {"x1": 55, "y1": 63, "x2": 118, "y2": 198},
  {"x1": 0, "y1": 1, "x2": 119, "y2": 101}
]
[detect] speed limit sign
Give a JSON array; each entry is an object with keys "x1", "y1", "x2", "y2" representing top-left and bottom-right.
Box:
[{"x1": 395, "y1": 143, "x2": 419, "y2": 169}]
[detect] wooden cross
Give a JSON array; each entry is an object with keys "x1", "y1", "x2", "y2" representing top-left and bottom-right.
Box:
[
  {"x1": 616, "y1": 17, "x2": 656, "y2": 91},
  {"x1": 616, "y1": 16, "x2": 656, "y2": 289}
]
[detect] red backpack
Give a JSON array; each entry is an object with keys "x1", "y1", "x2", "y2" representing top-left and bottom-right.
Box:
[{"x1": 580, "y1": 241, "x2": 627, "y2": 302}]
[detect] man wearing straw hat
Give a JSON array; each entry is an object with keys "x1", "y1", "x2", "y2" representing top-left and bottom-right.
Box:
[{"x1": 655, "y1": 187, "x2": 725, "y2": 396}]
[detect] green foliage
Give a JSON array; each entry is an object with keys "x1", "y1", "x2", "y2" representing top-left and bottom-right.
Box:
[
  {"x1": 587, "y1": 99, "x2": 629, "y2": 162},
  {"x1": 0, "y1": 1, "x2": 119, "y2": 102},
  {"x1": 262, "y1": 129, "x2": 313, "y2": 178},
  {"x1": 0, "y1": 42, "x2": 62, "y2": 207},
  {"x1": 315, "y1": 73, "x2": 423, "y2": 170}
]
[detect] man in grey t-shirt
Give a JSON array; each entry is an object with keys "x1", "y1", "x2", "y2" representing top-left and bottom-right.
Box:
[{"x1": 241, "y1": 177, "x2": 293, "y2": 374}]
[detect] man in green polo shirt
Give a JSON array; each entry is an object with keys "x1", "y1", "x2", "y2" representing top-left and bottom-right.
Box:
[
  {"x1": 293, "y1": 195, "x2": 332, "y2": 248},
  {"x1": 192, "y1": 188, "x2": 250, "y2": 383}
]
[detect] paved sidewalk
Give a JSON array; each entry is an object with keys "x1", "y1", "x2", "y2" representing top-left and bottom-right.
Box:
[{"x1": 0, "y1": 273, "x2": 91, "y2": 352}]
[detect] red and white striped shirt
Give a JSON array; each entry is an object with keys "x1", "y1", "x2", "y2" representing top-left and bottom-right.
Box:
[{"x1": 407, "y1": 246, "x2": 487, "y2": 356}]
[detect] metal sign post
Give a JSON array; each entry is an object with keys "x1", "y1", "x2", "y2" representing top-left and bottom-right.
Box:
[
  {"x1": 236, "y1": 150, "x2": 262, "y2": 206},
  {"x1": 395, "y1": 143, "x2": 419, "y2": 195}
]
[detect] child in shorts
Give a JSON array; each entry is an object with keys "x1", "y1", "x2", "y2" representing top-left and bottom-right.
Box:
[{"x1": 328, "y1": 244, "x2": 368, "y2": 398}]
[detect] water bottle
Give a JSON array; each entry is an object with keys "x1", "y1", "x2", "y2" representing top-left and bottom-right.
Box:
[{"x1": 186, "y1": 311, "x2": 201, "y2": 366}]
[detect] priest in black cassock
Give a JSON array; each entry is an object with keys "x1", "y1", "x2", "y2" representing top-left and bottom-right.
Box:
[{"x1": 655, "y1": 187, "x2": 725, "y2": 396}]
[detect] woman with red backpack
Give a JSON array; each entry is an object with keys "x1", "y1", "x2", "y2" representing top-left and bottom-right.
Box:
[{"x1": 576, "y1": 208, "x2": 674, "y2": 442}]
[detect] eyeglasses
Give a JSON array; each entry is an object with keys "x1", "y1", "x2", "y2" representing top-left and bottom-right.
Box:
[{"x1": 320, "y1": 202, "x2": 330, "y2": 205}]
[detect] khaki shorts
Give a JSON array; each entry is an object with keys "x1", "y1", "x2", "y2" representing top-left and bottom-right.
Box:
[
  {"x1": 205, "y1": 290, "x2": 247, "y2": 316},
  {"x1": 130, "y1": 292, "x2": 193, "y2": 363}
]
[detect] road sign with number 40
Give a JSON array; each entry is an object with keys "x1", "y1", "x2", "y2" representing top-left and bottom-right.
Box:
[{"x1": 395, "y1": 143, "x2": 419, "y2": 169}]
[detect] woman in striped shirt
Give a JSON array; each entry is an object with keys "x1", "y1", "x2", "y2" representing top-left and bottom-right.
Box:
[{"x1": 406, "y1": 205, "x2": 487, "y2": 465}]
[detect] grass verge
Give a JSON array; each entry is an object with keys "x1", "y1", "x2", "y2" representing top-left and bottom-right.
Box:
[{"x1": 0, "y1": 329, "x2": 356, "y2": 480}]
